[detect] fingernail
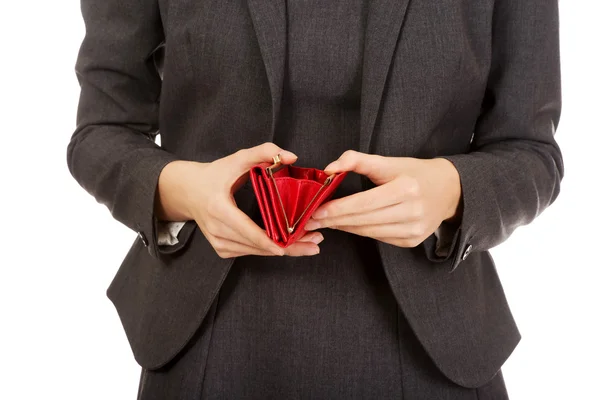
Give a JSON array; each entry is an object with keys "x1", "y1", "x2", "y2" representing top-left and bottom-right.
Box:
[
  {"x1": 311, "y1": 234, "x2": 324, "y2": 244},
  {"x1": 312, "y1": 209, "x2": 327, "y2": 219},
  {"x1": 304, "y1": 219, "x2": 321, "y2": 230},
  {"x1": 280, "y1": 150, "x2": 297, "y2": 159},
  {"x1": 309, "y1": 246, "x2": 320, "y2": 255}
]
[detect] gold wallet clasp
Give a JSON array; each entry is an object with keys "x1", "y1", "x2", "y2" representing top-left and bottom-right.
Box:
[{"x1": 266, "y1": 153, "x2": 286, "y2": 178}]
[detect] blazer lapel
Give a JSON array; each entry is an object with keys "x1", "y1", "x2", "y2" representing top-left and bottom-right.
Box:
[
  {"x1": 245, "y1": 0, "x2": 412, "y2": 154},
  {"x1": 360, "y1": 0, "x2": 412, "y2": 154},
  {"x1": 246, "y1": 0, "x2": 287, "y2": 141}
]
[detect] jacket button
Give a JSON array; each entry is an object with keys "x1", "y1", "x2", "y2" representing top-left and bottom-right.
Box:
[
  {"x1": 462, "y1": 244, "x2": 473, "y2": 260},
  {"x1": 137, "y1": 231, "x2": 149, "y2": 247}
]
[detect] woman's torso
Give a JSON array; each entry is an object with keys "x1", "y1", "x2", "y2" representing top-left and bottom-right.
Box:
[{"x1": 200, "y1": 0, "x2": 403, "y2": 397}]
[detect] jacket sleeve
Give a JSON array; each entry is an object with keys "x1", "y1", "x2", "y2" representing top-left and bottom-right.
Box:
[
  {"x1": 66, "y1": 0, "x2": 182, "y2": 259},
  {"x1": 427, "y1": 0, "x2": 564, "y2": 272},
  {"x1": 432, "y1": 221, "x2": 459, "y2": 258}
]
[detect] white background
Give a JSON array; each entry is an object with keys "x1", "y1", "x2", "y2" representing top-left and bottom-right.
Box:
[{"x1": 0, "y1": 1, "x2": 598, "y2": 399}]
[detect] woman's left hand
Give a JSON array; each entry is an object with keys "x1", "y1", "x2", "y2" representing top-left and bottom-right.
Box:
[{"x1": 304, "y1": 150, "x2": 463, "y2": 248}]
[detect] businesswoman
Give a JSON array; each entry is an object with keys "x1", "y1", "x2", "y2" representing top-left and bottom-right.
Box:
[{"x1": 67, "y1": 0, "x2": 563, "y2": 398}]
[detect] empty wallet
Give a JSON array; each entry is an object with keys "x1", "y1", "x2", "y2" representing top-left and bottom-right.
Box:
[{"x1": 249, "y1": 154, "x2": 348, "y2": 247}]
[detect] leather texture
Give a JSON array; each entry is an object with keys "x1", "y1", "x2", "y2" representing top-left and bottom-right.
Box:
[{"x1": 250, "y1": 162, "x2": 347, "y2": 247}]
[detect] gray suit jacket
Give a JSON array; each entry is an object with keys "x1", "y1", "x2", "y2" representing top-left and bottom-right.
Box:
[{"x1": 67, "y1": 0, "x2": 563, "y2": 388}]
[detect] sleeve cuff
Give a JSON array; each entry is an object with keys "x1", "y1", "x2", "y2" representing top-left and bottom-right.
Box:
[
  {"x1": 433, "y1": 220, "x2": 460, "y2": 258},
  {"x1": 157, "y1": 221, "x2": 187, "y2": 245}
]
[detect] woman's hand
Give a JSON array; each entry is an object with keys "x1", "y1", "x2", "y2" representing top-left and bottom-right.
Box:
[
  {"x1": 304, "y1": 150, "x2": 462, "y2": 248},
  {"x1": 155, "y1": 143, "x2": 324, "y2": 258}
]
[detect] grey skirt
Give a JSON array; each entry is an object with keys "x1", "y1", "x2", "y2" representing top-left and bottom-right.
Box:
[{"x1": 136, "y1": 229, "x2": 508, "y2": 400}]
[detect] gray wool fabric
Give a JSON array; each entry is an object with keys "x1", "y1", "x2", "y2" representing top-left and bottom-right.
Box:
[{"x1": 67, "y1": 0, "x2": 563, "y2": 398}]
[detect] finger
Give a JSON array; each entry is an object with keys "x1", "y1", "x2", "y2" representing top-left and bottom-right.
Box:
[
  {"x1": 209, "y1": 217, "x2": 270, "y2": 249},
  {"x1": 311, "y1": 184, "x2": 401, "y2": 220},
  {"x1": 206, "y1": 198, "x2": 281, "y2": 253},
  {"x1": 281, "y1": 241, "x2": 321, "y2": 256},
  {"x1": 323, "y1": 150, "x2": 398, "y2": 184},
  {"x1": 332, "y1": 222, "x2": 426, "y2": 240},
  {"x1": 208, "y1": 234, "x2": 280, "y2": 258},
  {"x1": 235, "y1": 142, "x2": 298, "y2": 172},
  {"x1": 208, "y1": 228, "x2": 322, "y2": 257},
  {"x1": 296, "y1": 231, "x2": 324, "y2": 244},
  {"x1": 312, "y1": 206, "x2": 399, "y2": 229},
  {"x1": 220, "y1": 203, "x2": 286, "y2": 255},
  {"x1": 307, "y1": 203, "x2": 421, "y2": 230},
  {"x1": 224, "y1": 242, "x2": 321, "y2": 258},
  {"x1": 212, "y1": 219, "x2": 324, "y2": 253},
  {"x1": 223, "y1": 143, "x2": 298, "y2": 189},
  {"x1": 198, "y1": 220, "x2": 270, "y2": 255},
  {"x1": 372, "y1": 236, "x2": 424, "y2": 249}
]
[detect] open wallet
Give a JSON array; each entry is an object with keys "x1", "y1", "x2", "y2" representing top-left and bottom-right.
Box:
[{"x1": 249, "y1": 154, "x2": 348, "y2": 247}]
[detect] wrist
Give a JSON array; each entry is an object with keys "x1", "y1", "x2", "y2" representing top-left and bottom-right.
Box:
[
  {"x1": 155, "y1": 160, "x2": 204, "y2": 222},
  {"x1": 435, "y1": 158, "x2": 463, "y2": 224}
]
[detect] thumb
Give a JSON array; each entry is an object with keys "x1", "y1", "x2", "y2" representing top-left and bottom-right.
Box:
[
  {"x1": 324, "y1": 150, "x2": 396, "y2": 184},
  {"x1": 235, "y1": 142, "x2": 298, "y2": 172}
]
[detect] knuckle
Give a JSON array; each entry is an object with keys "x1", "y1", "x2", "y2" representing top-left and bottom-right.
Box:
[
  {"x1": 204, "y1": 218, "x2": 219, "y2": 235},
  {"x1": 408, "y1": 222, "x2": 427, "y2": 238},
  {"x1": 404, "y1": 178, "x2": 421, "y2": 197},
  {"x1": 210, "y1": 223, "x2": 224, "y2": 237},
  {"x1": 341, "y1": 149, "x2": 356, "y2": 161},
  {"x1": 325, "y1": 203, "x2": 339, "y2": 215},
  {"x1": 211, "y1": 237, "x2": 225, "y2": 251},
  {"x1": 412, "y1": 203, "x2": 425, "y2": 219},
  {"x1": 213, "y1": 241, "x2": 236, "y2": 258},
  {"x1": 233, "y1": 148, "x2": 247, "y2": 158},
  {"x1": 389, "y1": 238, "x2": 403, "y2": 247},
  {"x1": 253, "y1": 235, "x2": 269, "y2": 249},
  {"x1": 214, "y1": 248, "x2": 228, "y2": 259},
  {"x1": 405, "y1": 238, "x2": 422, "y2": 248},
  {"x1": 261, "y1": 142, "x2": 280, "y2": 154},
  {"x1": 413, "y1": 224, "x2": 428, "y2": 238},
  {"x1": 263, "y1": 239, "x2": 278, "y2": 251}
]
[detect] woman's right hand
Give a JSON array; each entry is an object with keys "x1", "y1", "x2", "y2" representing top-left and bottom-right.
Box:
[{"x1": 155, "y1": 142, "x2": 324, "y2": 258}]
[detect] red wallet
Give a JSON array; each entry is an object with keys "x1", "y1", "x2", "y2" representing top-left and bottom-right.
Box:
[{"x1": 249, "y1": 154, "x2": 347, "y2": 247}]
